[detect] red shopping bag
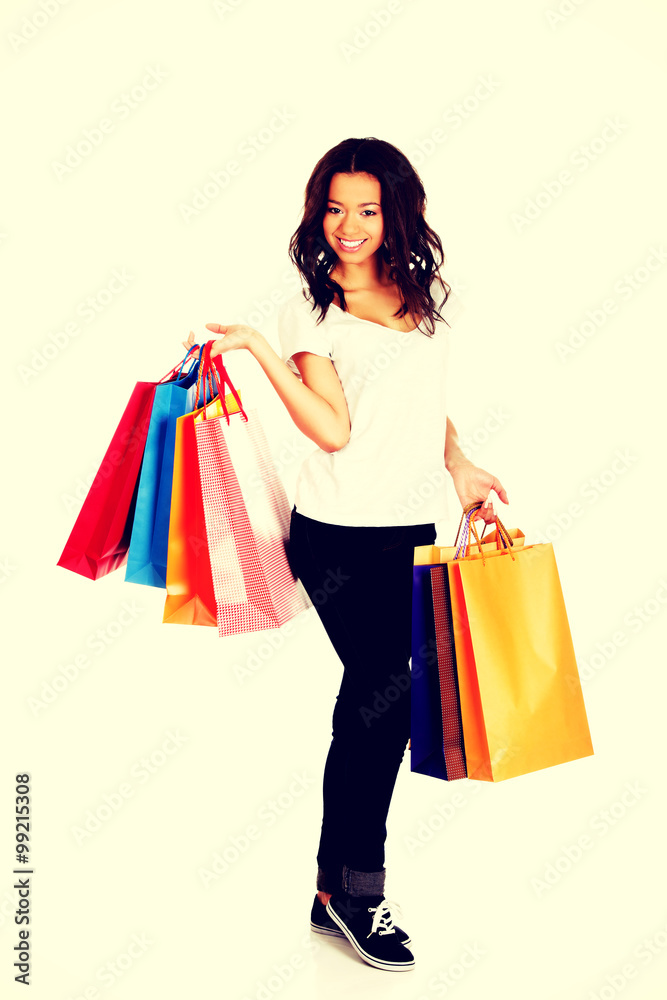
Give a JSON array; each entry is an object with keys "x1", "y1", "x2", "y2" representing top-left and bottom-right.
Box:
[
  {"x1": 57, "y1": 382, "x2": 157, "y2": 580},
  {"x1": 194, "y1": 342, "x2": 311, "y2": 636}
]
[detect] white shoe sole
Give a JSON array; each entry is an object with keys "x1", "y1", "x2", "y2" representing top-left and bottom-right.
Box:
[
  {"x1": 311, "y1": 918, "x2": 411, "y2": 946},
  {"x1": 310, "y1": 920, "x2": 344, "y2": 938},
  {"x1": 325, "y1": 901, "x2": 415, "y2": 972}
]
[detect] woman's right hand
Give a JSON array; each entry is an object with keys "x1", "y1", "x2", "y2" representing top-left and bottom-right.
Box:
[{"x1": 181, "y1": 324, "x2": 258, "y2": 358}]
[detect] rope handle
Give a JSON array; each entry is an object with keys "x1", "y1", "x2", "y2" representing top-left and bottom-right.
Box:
[
  {"x1": 158, "y1": 343, "x2": 200, "y2": 385},
  {"x1": 479, "y1": 512, "x2": 514, "y2": 550},
  {"x1": 453, "y1": 504, "x2": 485, "y2": 561},
  {"x1": 454, "y1": 501, "x2": 515, "y2": 562},
  {"x1": 173, "y1": 343, "x2": 200, "y2": 381}
]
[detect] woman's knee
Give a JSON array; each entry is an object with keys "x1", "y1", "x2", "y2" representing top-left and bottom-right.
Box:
[{"x1": 332, "y1": 690, "x2": 410, "y2": 743}]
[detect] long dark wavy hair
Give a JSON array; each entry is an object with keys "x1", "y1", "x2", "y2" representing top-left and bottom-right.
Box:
[{"x1": 288, "y1": 137, "x2": 451, "y2": 337}]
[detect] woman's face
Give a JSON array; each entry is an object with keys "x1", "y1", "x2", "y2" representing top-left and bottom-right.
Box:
[{"x1": 322, "y1": 172, "x2": 385, "y2": 266}]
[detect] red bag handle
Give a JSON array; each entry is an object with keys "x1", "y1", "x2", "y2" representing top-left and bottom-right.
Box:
[
  {"x1": 194, "y1": 341, "x2": 248, "y2": 425},
  {"x1": 197, "y1": 341, "x2": 227, "y2": 422},
  {"x1": 201, "y1": 340, "x2": 247, "y2": 425}
]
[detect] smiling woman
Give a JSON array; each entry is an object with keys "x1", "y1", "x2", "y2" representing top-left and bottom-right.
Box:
[
  {"x1": 288, "y1": 137, "x2": 449, "y2": 336},
  {"x1": 185, "y1": 135, "x2": 508, "y2": 974},
  {"x1": 321, "y1": 173, "x2": 420, "y2": 330}
]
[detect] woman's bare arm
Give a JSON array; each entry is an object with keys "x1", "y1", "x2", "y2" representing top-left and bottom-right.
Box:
[{"x1": 192, "y1": 324, "x2": 351, "y2": 454}]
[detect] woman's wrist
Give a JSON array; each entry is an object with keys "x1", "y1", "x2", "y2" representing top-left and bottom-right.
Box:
[
  {"x1": 445, "y1": 450, "x2": 474, "y2": 473},
  {"x1": 245, "y1": 327, "x2": 272, "y2": 359}
]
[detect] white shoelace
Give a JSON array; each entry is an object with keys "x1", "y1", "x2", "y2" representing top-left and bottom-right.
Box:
[{"x1": 366, "y1": 899, "x2": 404, "y2": 938}]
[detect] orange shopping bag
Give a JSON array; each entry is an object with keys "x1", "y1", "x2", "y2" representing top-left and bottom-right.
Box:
[{"x1": 419, "y1": 503, "x2": 594, "y2": 781}]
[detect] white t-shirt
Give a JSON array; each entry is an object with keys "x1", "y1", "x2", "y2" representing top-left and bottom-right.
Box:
[{"x1": 277, "y1": 285, "x2": 465, "y2": 527}]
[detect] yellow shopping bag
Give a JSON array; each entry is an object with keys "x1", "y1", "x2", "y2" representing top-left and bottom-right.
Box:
[{"x1": 415, "y1": 504, "x2": 594, "y2": 781}]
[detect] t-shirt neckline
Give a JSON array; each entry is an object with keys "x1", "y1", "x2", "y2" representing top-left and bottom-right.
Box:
[{"x1": 329, "y1": 300, "x2": 418, "y2": 334}]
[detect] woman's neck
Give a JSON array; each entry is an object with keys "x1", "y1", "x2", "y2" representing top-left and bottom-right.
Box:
[{"x1": 331, "y1": 253, "x2": 391, "y2": 292}]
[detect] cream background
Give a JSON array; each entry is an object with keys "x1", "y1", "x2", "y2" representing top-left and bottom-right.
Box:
[{"x1": 2, "y1": 1, "x2": 666, "y2": 997}]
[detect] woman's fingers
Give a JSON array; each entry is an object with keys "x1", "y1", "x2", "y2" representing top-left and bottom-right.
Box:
[
  {"x1": 489, "y1": 476, "x2": 509, "y2": 505},
  {"x1": 476, "y1": 478, "x2": 510, "y2": 523},
  {"x1": 493, "y1": 482, "x2": 509, "y2": 505},
  {"x1": 181, "y1": 325, "x2": 229, "y2": 353},
  {"x1": 474, "y1": 498, "x2": 496, "y2": 523},
  {"x1": 480, "y1": 479, "x2": 509, "y2": 512}
]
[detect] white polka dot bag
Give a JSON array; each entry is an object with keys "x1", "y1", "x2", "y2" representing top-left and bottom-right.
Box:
[{"x1": 194, "y1": 342, "x2": 312, "y2": 637}]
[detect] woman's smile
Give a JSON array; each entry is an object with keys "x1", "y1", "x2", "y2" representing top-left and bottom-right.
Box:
[{"x1": 335, "y1": 236, "x2": 368, "y2": 252}]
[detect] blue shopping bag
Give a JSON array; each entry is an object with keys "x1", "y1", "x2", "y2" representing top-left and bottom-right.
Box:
[{"x1": 125, "y1": 350, "x2": 204, "y2": 587}]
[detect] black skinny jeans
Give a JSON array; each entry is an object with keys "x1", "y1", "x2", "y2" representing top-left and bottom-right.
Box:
[{"x1": 288, "y1": 506, "x2": 437, "y2": 897}]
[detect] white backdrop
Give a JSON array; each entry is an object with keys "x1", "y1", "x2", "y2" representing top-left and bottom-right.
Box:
[{"x1": 2, "y1": 1, "x2": 666, "y2": 998}]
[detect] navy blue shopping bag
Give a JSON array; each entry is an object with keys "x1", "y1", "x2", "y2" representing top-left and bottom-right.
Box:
[{"x1": 410, "y1": 562, "x2": 467, "y2": 781}]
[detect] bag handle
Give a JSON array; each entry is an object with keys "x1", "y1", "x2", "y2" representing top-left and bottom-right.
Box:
[
  {"x1": 193, "y1": 341, "x2": 248, "y2": 425},
  {"x1": 453, "y1": 503, "x2": 484, "y2": 560},
  {"x1": 205, "y1": 340, "x2": 247, "y2": 424},
  {"x1": 194, "y1": 343, "x2": 216, "y2": 413},
  {"x1": 173, "y1": 343, "x2": 200, "y2": 381},
  {"x1": 479, "y1": 511, "x2": 514, "y2": 551},
  {"x1": 159, "y1": 343, "x2": 200, "y2": 385},
  {"x1": 197, "y1": 341, "x2": 227, "y2": 421},
  {"x1": 454, "y1": 501, "x2": 515, "y2": 562}
]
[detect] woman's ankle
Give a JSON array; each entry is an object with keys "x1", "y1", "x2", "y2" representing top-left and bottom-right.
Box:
[{"x1": 317, "y1": 890, "x2": 332, "y2": 906}]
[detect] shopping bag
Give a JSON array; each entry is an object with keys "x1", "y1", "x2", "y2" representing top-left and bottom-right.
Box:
[
  {"x1": 410, "y1": 562, "x2": 467, "y2": 780},
  {"x1": 125, "y1": 349, "x2": 202, "y2": 587},
  {"x1": 445, "y1": 503, "x2": 593, "y2": 781},
  {"x1": 162, "y1": 349, "x2": 244, "y2": 625},
  {"x1": 57, "y1": 381, "x2": 157, "y2": 580},
  {"x1": 194, "y1": 341, "x2": 312, "y2": 636}
]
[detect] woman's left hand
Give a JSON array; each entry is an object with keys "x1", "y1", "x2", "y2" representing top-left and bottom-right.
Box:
[{"x1": 448, "y1": 459, "x2": 509, "y2": 525}]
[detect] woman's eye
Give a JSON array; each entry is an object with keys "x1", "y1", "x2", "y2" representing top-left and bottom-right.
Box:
[
  {"x1": 362, "y1": 210, "x2": 377, "y2": 216},
  {"x1": 327, "y1": 206, "x2": 341, "y2": 214}
]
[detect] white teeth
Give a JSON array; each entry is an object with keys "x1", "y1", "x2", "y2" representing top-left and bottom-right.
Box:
[{"x1": 339, "y1": 238, "x2": 365, "y2": 247}]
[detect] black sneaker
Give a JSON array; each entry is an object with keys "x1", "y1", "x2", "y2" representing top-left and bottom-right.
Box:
[
  {"x1": 326, "y1": 893, "x2": 415, "y2": 972},
  {"x1": 310, "y1": 894, "x2": 412, "y2": 945}
]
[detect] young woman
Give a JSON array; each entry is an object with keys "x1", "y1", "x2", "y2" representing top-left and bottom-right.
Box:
[{"x1": 185, "y1": 136, "x2": 508, "y2": 973}]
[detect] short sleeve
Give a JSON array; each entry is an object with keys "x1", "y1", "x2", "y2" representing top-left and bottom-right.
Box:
[{"x1": 277, "y1": 292, "x2": 333, "y2": 380}]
